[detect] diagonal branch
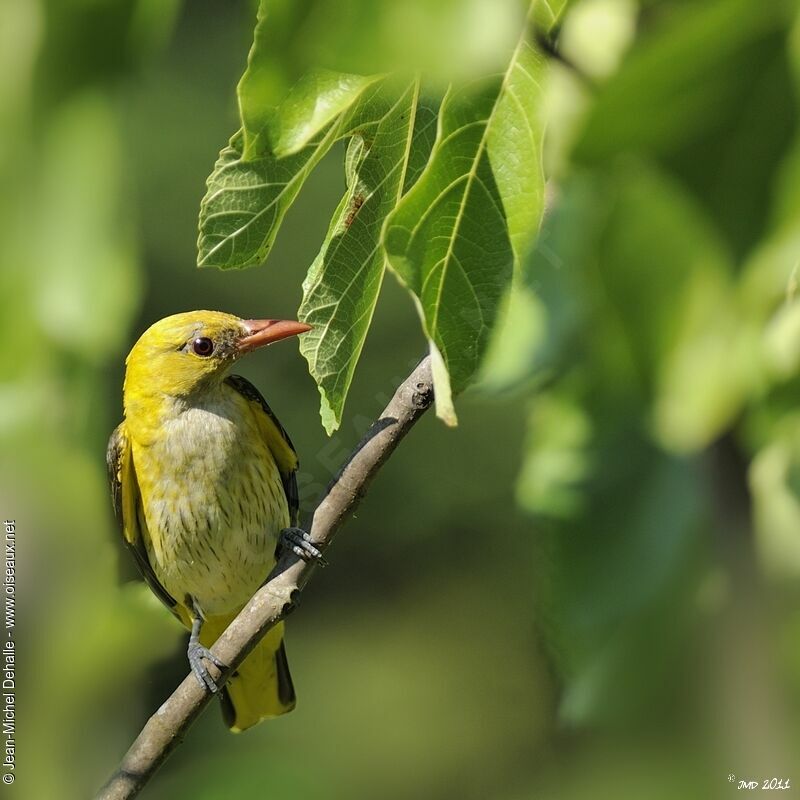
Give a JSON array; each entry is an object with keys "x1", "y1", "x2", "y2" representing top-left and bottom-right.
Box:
[{"x1": 96, "y1": 356, "x2": 434, "y2": 800}]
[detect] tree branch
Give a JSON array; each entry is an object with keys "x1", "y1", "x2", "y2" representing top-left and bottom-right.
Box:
[{"x1": 96, "y1": 356, "x2": 434, "y2": 800}]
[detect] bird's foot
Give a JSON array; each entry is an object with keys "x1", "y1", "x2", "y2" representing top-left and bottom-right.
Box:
[
  {"x1": 187, "y1": 641, "x2": 226, "y2": 694},
  {"x1": 280, "y1": 527, "x2": 328, "y2": 567}
]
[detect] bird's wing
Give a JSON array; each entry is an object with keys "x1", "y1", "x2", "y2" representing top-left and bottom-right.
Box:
[
  {"x1": 225, "y1": 374, "x2": 300, "y2": 526},
  {"x1": 107, "y1": 423, "x2": 183, "y2": 616}
]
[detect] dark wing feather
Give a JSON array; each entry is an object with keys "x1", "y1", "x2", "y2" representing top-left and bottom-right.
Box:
[
  {"x1": 106, "y1": 423, "x2": 180, "y2": 615},
  {"x1": 225, "y1": 374, "x2": 300, "y2": 526}
]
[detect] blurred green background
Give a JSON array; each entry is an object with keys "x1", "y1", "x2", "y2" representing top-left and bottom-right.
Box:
[{"x1": 2, "y1": 0, "x2": 800, "y2": 797}]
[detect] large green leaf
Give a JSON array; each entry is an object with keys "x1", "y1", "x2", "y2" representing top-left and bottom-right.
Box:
[
  {"x1": 197, "y1": 125, "x2": 337, "y2": 270},
  {"x1": 235, "y1": 2, "x2": 375, "y2": 159},
  {"x1": 384, "y1": 9, "x2": 547, "y2": 424},
  {"x1": 298, "y1": 80, "x2": 419, "y2": 433},
  {"x1": 235, "y1": 0, "x2": 299, "y2": 157},
  {"x1": 269, "y1": 70, "x2": 378, "y2": 157},
  {"x1": 539, "y1": 442, "x2": 705, "y2": 726},
  {"x1": 402, "y1": 95, "x2": 439, "y2": 194},
  {"x1": 287, "y1": 0, "x2": 523, "y2": 87},
  {"x1": 573, "y1": 0, "x2": 794, "y2": 161},
  {"x1": 571, "y1": 0, "x2": 797, "y2": 259},
  {"x1": 197, "y1": 79, "x2": 380, "y2": 270},
  {"x1": 487, "y1": 39, "x2": 547, "y2": 263}
]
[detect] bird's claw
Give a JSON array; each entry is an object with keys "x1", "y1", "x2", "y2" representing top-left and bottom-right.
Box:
[
  {"x1": 188, "y1": 641, "x2": 226, "y2": 693},
  {"x1": 280, "y1": 527, "x2": 328, "y2": 567}
]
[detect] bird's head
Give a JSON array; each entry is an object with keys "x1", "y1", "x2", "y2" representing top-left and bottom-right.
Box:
[{"x1": 123, "y1": 310, "x2": 310, "y2": 406}]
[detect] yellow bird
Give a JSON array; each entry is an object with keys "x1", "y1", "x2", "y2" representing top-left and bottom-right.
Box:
[{"x1": 107, "y1": 310, "x2": 319, "y2": 731}]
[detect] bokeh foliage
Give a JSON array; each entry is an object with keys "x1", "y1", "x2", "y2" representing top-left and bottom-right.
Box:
[{"x1": 3, "y1": 0, "x2": 800, "y2": 799}]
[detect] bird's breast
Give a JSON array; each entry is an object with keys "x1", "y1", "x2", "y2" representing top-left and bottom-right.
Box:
[{"x1": 132, "y1": 391, "x2": 289, "y2": 616}]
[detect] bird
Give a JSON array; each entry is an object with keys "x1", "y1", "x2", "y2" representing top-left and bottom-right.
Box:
[{"x1": 106, "y1": 310, "x2": 321, "y2": 732}]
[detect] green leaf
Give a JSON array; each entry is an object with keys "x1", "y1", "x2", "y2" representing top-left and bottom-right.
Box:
[
  {"x1": 298, "y1": 79, "x2": 419, "y2": 434},
  {"x1": 269, "y1": 70, "x2": 379, "y2": 157},
  {"x1": 488, "y1": 39, "x2": 547, "y2": 263},
  {"x1": 197, "y1": 79, "x2": 380, "y2": 270},
  {"x1": 235, "y1": 0, "x2": 316, "y2": 157},
  {"x1": 534, "y1": 434, "x2": 704, "y2": 726},
  {"x1": 516, "y1": 389, "x2": 592, "y2": 519},
  {"x1": 288, "y1": 0, "x2": 524, "y2": 88},
  {"x1": 572, "y1": 0, "x2": 795, "y2": 162},
  {"x1": 236, "y1": 2, "x2": 380, "y2": 159},
  {"x1": 384, "y1": 80, "x2": 513, "y2": 424},
  {"x1": 403, "y1": 95, "x2": 439, "y2": 194},
  {"x1": 570, "y1": 0, "x2": 797, "y2": 260},
  {"x1": 384, "y1": 10, "x2": 547, "y2": 424},
  {"x1": 475, "y1": 280, "x2": 546, "y2": 392},
  {"x1": 197, "y1": 125, "x2": 338, "y2": 270}
]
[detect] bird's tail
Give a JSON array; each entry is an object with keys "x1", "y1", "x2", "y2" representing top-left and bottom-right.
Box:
[{"x1": 199, "y1": 615, "x2": 296, "y2": 732}]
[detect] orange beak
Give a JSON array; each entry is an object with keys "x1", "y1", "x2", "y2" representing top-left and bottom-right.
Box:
[{"x1": 238, "y1": 319, "x2": 312, "y2": 353}]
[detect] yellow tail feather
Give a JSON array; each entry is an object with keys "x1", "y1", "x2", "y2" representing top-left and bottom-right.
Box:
[{"x1": 199, "y1": 615, "x2": 296, "y2": 732}]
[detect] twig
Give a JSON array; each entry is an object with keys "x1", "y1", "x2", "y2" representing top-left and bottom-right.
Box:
[{"x1": 96, "y1": 357, "x2": 434, "y2": 800}]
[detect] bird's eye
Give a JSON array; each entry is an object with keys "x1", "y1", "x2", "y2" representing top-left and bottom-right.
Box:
[{"x1": 191, "y1": 337, "x2": 214, "y2": 357}]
